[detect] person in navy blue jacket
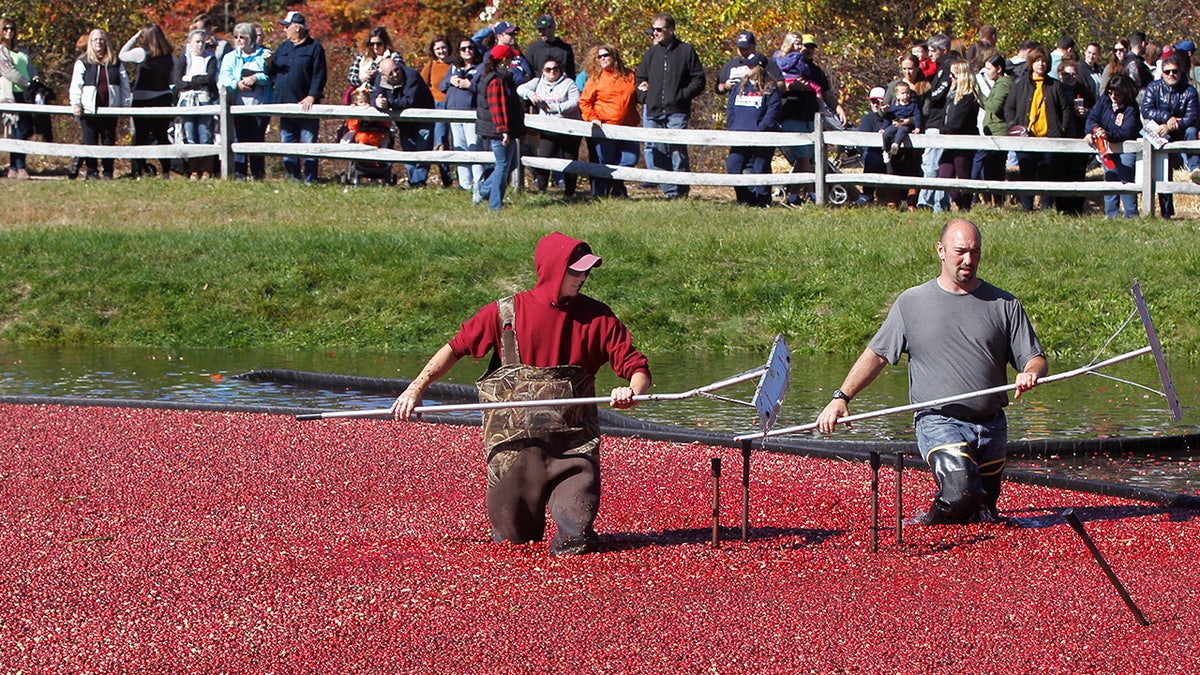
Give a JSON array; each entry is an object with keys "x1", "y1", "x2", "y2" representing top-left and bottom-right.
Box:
[
  {"x1": 268, "y1": 11, "x2": 327, "y2": 183},
  {"x1": 1139, "y1": 55, "x2": 1200, "y2": 218},
  {"x1": 724, "y1": 55, "x2": 782, "y2": 207},
  {"x1": 1085, "y1": 73, "x2": 1142, "y2": 218},
  {"x1": 372, "y1": 56, "x2": 436, "y2": 187}
]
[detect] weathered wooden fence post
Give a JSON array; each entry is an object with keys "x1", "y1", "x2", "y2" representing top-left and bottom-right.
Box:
[{"x1": 218, "y1": 87, "x2": 234, "y2": 181}]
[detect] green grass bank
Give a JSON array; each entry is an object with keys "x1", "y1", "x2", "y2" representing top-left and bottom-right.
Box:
[{"x1": 1, "y1": 180, "x2": 1197, "y2": 361}]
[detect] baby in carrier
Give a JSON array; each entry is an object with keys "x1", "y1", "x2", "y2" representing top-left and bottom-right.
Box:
[{"x1": 344, "y1": 87, "x2": 390, "y2": 147}]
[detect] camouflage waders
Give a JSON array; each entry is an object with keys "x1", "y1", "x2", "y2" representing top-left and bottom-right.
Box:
[{"x1": 475, "y1": 296, "x2": 602, "y2": 553}]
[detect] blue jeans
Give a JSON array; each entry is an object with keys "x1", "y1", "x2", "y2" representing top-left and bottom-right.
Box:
[
  {"x1": 1183, "y1": 125, "x2": 1200, "y2": 172},
  {"x1": 915, "y1": 410, "x2": 1008, "y2": 510},
  {"x1": 399, "y1": 123, "x2": 434, "y2": 186},
  {"x1": 432, "y1": 101, "x2": 453, "y2": 185},
  {"x1": 917, "y1": 128, "x2": 948, "y2": 210},
  {"x1": 1104, "y1": 152, "x2": 1138, "y2": 218},
  {"x1": 450, "y1": 120, "x2": 483, "y2": 191},
  {"x1": 480, "y1": 136, "x2": 519, "y2": 210},
  {"x1": 644, "y1": 112, "x2": 690, "y2": 197},
  {"x1": 279, "y1": 116, "x2": 320, "y2": 182},
  {"x1": 592, "y1": 138, "x2": 638, "y2": 197},
  {"x1": 180, "y1": 99, "x2": 213, "y2": 146}
]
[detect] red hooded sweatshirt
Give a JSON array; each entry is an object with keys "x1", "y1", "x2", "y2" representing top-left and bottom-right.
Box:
[{"x1": 449, "y1": 232, "x2": 650, "y2": 381}]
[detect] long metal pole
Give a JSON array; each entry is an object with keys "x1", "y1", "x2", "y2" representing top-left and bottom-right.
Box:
[
  {"x1": 739, "y1": 346, "x2": 1151, "y2": 441},
  {"x1": 298, "y1": 366, "x2": 767, "y2": 421},
  {"x1": 1062, "y1": 509, "x2": 1150, "y2": 626}
]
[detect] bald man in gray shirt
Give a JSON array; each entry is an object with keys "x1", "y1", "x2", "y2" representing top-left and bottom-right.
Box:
[{"x1": 817, "y1": 219, "x2": 1047, "y2": 524}]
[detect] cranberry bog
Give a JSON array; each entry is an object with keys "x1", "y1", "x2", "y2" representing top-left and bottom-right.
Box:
[{"x1": 2, "y1": 403, "x2": 1197, "y2": 673}]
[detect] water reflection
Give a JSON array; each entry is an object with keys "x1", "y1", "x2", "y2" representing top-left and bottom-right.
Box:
[{"x1": 0, "y1": 345, "x2": 1196, "y2": 493}]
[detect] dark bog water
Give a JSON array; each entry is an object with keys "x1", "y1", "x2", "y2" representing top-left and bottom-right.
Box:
[{"x1": 1, "y1": 345, "x2": 1196, "y2": 493}]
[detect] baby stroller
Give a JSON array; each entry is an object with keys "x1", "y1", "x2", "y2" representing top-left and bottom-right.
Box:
[{"x1": 339, "y1": 125, "x2": 396, "y2": 186}]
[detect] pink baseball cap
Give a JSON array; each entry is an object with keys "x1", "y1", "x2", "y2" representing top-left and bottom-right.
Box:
[{"x1": 568, "y1": 245, "x2": 603, "y2": 272}]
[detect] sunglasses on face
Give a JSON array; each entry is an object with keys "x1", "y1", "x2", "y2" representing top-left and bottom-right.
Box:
[
  {"x1": 597, "y1": 52, "x2": 611, "y2": 58},
  {"x1": 651, "y1": 27, "x2": 666, "y2": 33},
  {"x1": 544, "y1": 66, "x2": 561, "y2": 72},
  {"x1": 1163, "y1": 69, "x2": 1180, "y2": 75},
  {"x1": 460, "y1": 46, "x2": 473, "y2": 51}
]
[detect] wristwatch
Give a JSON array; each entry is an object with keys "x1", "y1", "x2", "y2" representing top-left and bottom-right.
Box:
[{"x1": 832, "y1": 389, "x2": 852, "y2": 402}]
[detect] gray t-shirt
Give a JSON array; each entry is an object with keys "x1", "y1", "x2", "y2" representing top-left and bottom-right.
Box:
[{"x1": 868, "y1": 278, "x2": 1044, "y2": 418}]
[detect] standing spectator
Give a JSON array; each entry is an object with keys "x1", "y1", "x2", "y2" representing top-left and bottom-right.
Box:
[
  {"x1": 119, "y1": 24, "x2": 174, "y2": 179},
  {"x1": 881, "y1": 54, "x2": 930, "y2": 209},
  {"x1": 937, "y1": 60, "x2": 982, "y2": 211},
  {"x1": 1054, "y1": 60, "x2": 1095, "y2": 214},
  {"x1": 175, "y1": 29, "x2": 219, "y2": 179},
  {"x1": 1004, "y1": 48, "x2": 1071, "y2": 212},
  {"x1": 421, "y1": 35, "x2": 455, "y2": 187},
  {"x1": 441, "y1": 39, "x2": 483, "y2": 195},
  {"x1": 636, "y1": 12, "x2": 706, "y2": 200},
  {"x1": 777, "y1": 33, "x2": 844, "y2": 206},
  {"x1": 524, "y1": 15, "x2": 575, "y2": 80},
  {"x1": 1007, "y1": 40, "x2": 1037, "y2": 81},
  {"x1": 885, "y1": 54, "x2": 931, "y2": 104},
  {"x1": 856, "y1": 87, "x2": 889, "y2": 205},
  {"x1": 372, "y1": 56, "x2": 436, "y2": 188},
  {"x1": 724, "y1": 55, "x2": 782, "y2": 207},
  {"x1": 1048, "y1": 35, "x2": 1076, "y2": 81},
  {"x1": 1140, "y1": 55, "x2": 1200, "y2": 216},
  {"x1": 579, "y1": 44, "x2": 640, "y2": 198},
  {"x1": 1100, "y1": 39, "x2": 1131, "y2": 95},
  {"x1": 1176, "y1": 40, "x2": 1198, "y2": 84},
  {"x1": 69, "y1": 28, "x2": 130, "y2": 180},
  {"x1": 716, "y1": 30, "x2": 783, "y2": 97},
  {"x1": 0, "y1": 16, "x2": 36, "y2": 179},
  {"x1": 800, "y1": 37, "x2": 846, "y2": 124},
  {"x1": 474, "y1": 22, "x2": 532, "y2": 85},
  {"x1": 191, "y1": 13, "x2": 230, "y2": 63},
  {"x1": 348, "y1": 28, "x2": 397, "y2": 90},
  {"x1": 1125, "y1": 32, "x2": 1154, "y2": 91},
  {"x1": 966, "y1": 25, "x2": 998, "y2": 67},
  {"x1": 918, "y1": 34, "x2": 954, "y2": 211},
  {"x1": 1078, "y1": 42, "x2": 1104, "y2": 96},
  {"x1": 979, "y1": 55, "x2": 1014, "y2": 207},
  {"x1": 268, "y1": 11, "x2": 327, "y2": 183},
  {"x1": 475, "y1": 44, "x2": 525, "y2": 210},
  {"x1": 1085, "y1": 74, "x2": 1142, "y2": 218},
  {"x1": 517, "y1": 57, "x2": 582, "y2": 197},
  {"x1": 219, "y1": 22, "x2": 273, "y2": 181}
]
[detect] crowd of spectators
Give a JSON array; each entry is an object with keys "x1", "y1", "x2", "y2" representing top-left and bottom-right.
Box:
[{"x1": 2, "y1": 11, "x2": 1199, "y2": 215}]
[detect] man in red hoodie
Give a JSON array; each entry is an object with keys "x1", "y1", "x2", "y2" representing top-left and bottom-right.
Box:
[{"x1": 393, "y1": 232, "x2": 651, "y2": 554}]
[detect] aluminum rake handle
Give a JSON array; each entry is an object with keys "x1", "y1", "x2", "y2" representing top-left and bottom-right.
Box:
[
  {"x1": 297, "y1": 365, "x2": 767, "y2": 421},
  {"x1": 735, "y1": 346, "x2": 1152, "y2": 441}
]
